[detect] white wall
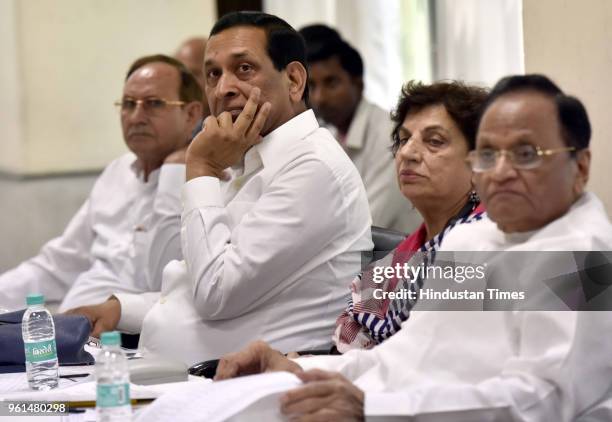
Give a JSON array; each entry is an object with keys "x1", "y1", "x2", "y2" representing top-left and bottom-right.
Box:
[
  {"x1": 3, "y1": 0, "x2": 608, "y2": 214},
  {"x1": 264, "y1": 0, "x2": 419, "y2": 111},
  {"x1": 0, "y1": 0, "x2": 24, "y2": 174},
  {"x1": 433, "y1": 0, "x2": 524, "y2": 87},
  {"x1": 523, "y1": 0, "x2": 612, "y2": 217},
  {"x1": 0, "y1": 0, "x2": 216, "y2": 175}
]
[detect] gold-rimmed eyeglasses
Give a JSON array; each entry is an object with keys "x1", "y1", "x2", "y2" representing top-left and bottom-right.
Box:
[
  {"x1": 467, "y1": 144, "x2": 576, "y2": 172},
  {"x1": 114, "y1": 98, "x2": 185, "y2": 114}
]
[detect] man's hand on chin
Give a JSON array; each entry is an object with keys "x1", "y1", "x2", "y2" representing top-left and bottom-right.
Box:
[
  {"x1": 64, "y1": 297, "x2": 121, "y2": 338},
  {"x1": 186, "y1": 87, "x2": 271, "y2": 181},
  {"x1": 214, "y1": 340, "x2": 303, "y2": 381}
]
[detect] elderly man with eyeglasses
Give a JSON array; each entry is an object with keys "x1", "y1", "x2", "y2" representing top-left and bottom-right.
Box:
[
  {"x1": 208, "y1": 74, "x2": 612, "y2": 422},
  {"x1": 0, "y1": 54, "x2": 203, "y2": 312}
]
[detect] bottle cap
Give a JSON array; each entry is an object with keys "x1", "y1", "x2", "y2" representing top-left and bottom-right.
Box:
[
  {"x1": 26, "y1": 294, "x2": 45, "y2": 306},
  {"x1": 100, "y1": 331, "x2": 121, "y2": 346}
]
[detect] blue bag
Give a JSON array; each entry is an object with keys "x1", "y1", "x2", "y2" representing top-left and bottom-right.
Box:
[{"x1": 0, "y1": 310, "x2": 94, "y2": 373}]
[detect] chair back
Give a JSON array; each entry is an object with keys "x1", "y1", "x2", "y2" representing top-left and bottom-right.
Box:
[{"x1": 369, "y1": 225, "x2": 406, "y2": 263}]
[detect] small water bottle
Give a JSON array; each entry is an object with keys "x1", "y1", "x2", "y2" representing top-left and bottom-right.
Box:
[
  {"x1": 22, "y1": 293, "x2": 59, "y2": 390},
  {"x1": 96, "y1": 331, "x2": 131, "y2": 421}
]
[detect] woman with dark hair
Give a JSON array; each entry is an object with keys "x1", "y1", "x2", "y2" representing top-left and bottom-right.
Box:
[{"x1": 334, "y1": 80, "x2": 488, "y2": 352}]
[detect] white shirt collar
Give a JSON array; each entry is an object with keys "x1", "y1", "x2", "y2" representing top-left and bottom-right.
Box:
[
  {"x1": 129, "y1": 155, "x2": 161, "y2": 184},
  {"x1": 237, "y1": 109, "x2": 319, "y2": 177},
  {"x1": 344, "y1": 98, "x2": 369, "y2": 150},
  {"x1": 321, "y1": 98, "x2": 370, "y2": 151}
]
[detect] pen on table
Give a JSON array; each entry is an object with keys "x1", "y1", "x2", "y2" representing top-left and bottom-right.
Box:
[
  {"x1": 59, "y1": 373, "x2": 91, "y2": 379},
  {"x1": 68, "y1": 398, "x2": 155, "y2": 408},
  {"x1": 67, "y1": 399, "x2": 156, "y2": 413}
]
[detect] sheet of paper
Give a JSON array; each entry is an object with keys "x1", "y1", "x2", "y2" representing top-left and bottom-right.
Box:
[
  {"x1": 0, "y1": 376, "x2": 209, "y2": 402},
  {"x1": 135, "y1": 371, "x2": 302, "y2": 422},
  {"x1": 0, "y1": 369, "x2": 92, "y2": 396}
]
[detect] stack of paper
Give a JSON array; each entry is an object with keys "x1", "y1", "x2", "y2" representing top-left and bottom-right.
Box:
[{"x1": 135, "y1": 372, "x2": 303, "y2": 422}]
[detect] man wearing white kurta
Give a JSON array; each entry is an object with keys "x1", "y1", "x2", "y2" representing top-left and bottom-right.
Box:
[
  {"x1": 213, "y1": 75, "x2": 612, "y2": 421},
  {"x1": 73, "y1": 13, "x2": 372, "y2": 365},
  {"x1": 328, "y1": 99, "x2": 420, "y2": 233},
  {"x1": 303, "y1": 34, "x2": 420, "y2": 232},
  {"x1": 119, "y1": 109, "x2": 371, "y2": 365},
  {"x1": 0, "y1": 55, "x2": 203, "y2": 312},
  {"x1": 291, "y1": 192, "x2": 612, "y2": 420}
]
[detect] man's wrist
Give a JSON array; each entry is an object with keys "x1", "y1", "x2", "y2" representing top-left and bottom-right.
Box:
[
  {"x1": 186, "y1": 159, "x2": 225, "y2": 180},
  {"x1": 108, "y1": 295, "x2": 121, "y2": 321}
]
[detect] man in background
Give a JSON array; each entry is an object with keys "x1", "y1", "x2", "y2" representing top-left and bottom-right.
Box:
[
  {"x1": 0, "y1": 55, "x2": 202, "y2": 312},
  {"x1": 300, "y1": 25, "x2": 420, "y2": 232},
  {"x1": 175, "y1": 36, "x2": 210, "y2": 117}
]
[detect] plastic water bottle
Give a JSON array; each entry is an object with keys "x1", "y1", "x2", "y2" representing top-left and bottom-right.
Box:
[
  {"x1": 96, "y1": 331, "x2": 131, "y2": 421},
  {"x1": 21, "y1": 294, "x2": 59, "y2": 390}
]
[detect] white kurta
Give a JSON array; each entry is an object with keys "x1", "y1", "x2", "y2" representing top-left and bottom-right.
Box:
[
  {"x1": 325, "y1": 99, "x2": 421, "y2": 233},
  {"x1": 0, "y1": 154, "x2": 185, "y2": 312},
  {"x1": 116, "y1": 110, "x2": 373, "y2": 365},
  {"x1": 296, "y1": 192, "x2": 612, "y2": 421}
]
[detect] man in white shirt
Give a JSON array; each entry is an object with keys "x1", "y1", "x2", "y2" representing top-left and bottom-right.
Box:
[
  {"x1": 70, "y1": 12, "x2": 372, "y2": 365},
  {"x1": 0, "y1": 55, "x2": 203, "y2": 312},
  {"x1": 213, "y1": 75, "x2": 612, "y2": 421},
  {"x1": 300, "y1": 25, "x2": 420, "y2": 233}
]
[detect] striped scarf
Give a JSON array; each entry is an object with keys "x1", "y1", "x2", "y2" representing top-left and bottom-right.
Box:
[{"x1": 334, "y1": 203, "x2": 485, "y2": 352}]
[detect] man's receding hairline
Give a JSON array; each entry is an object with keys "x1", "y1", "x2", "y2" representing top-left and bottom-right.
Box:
[
  {"x1": 481, "y1": 91, "x2": 567, "y2": 144},
  {"x1": 125, "y1": 61, "x2": 182, "y2": 97},
  {"x1": 487, "y1": 88, "x2": 557, "y2": 110},
  {"x1": 129, "y1": 60, "x2": 181, "y2": 77},
  {"x1": 483, "y1": 89, "x2": 559, "y2": 125}
]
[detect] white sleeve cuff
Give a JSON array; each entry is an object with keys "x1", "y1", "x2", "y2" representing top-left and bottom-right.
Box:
[
  {"x1": 181, "y1": 176, "x2": 223, "y2": 214},
  {"x1": 158, "y1": 164, "x2": 186, "y2": 195},
  {"x1": 115, "y1": 292, "x2": 160, "y2": 334}
]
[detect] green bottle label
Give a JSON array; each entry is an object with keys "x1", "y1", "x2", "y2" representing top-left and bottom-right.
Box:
[
  {"x1": 97, "y1": 383, "x2": 131, "y2": 408},
  {"x1": 24, "y1": 339, "x2": 57, "y2": 363}
]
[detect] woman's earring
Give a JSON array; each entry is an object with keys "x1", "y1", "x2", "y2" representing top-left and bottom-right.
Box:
[{"x1": 469, "y1": 190, "x2": 480, "y2": 204}]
